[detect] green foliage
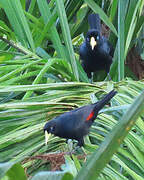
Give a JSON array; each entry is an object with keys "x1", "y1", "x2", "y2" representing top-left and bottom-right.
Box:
[
  {"x1": 0, "y1": 0, "x2": 144, "y2": 179},
  {"x1": 0, "y1": 162, "x2": 27, "y2": 180},
  {"x1": 0, "y1": 0, "x2": 35, "y2": 51}
]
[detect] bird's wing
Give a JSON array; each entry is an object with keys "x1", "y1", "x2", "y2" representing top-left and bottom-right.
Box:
[
  {"x1": 108, "y1": 41, "x2": 114, "y2": 57},
  {"x1": 99, "y1": 37, "x2": 112, "y2": 55},
  {"x1": 58, "y1": 104, "x2": 94, "y2": 127},
  {"x1": 79, "y1": 42, "x2": 87, "y2": 60},
  {"x1": 74, "y1": 104, "x2": 95, "y2": 124}
]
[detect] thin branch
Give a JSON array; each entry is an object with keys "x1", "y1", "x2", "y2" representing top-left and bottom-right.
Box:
[
  {"x1": 0, "y1": 36, "x2": 27, "y2": 55},
  {"x1": 0, "y1": 36, "x2": 40, "y2": 59}
]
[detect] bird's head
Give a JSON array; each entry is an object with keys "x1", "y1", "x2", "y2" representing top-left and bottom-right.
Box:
[
  {"x1": 86, "y1": 29, "x2": 100, "y2": 50},
  {"x1": 43, "y1": 120, "x2": 57, "y2": 145}
]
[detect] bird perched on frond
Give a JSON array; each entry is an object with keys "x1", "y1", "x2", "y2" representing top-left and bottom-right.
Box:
[
  {"x1": 44, "y1": 90, "x2": 117, "y2": 147},
  {"x1": 79, "y1": 13, "x2": 114, "y2": 81}
]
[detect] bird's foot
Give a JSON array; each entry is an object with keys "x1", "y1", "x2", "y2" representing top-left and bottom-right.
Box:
[
  {"x1": 70, "y1": 145, "x2": 80, "y2": 154},
  {"x1": 89, "y1": 78, "x2": 93, "y2": 84},
  {"x1": 66, "y1": 139, "x2": 74, "y2": 152},
  {"x1": 88, "y1": 72, "x2": 94, "y2": 84},
  {"x1": 66, "y1": 139, "x2": 80, "y2": 155},
  {"x1": 91, "y1": 72, "x2": 94, "y2": 83},
  {"x1": 107, "y1": 73, "x2": 111, "y2": 81}
]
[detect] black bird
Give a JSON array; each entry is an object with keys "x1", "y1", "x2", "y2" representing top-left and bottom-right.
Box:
[
  {"x1": 80, "y1": 13, "x2": 114, "y2": 80},
  {"x1": 44, "y1": 90, "x2": 117, "y2": 147}
]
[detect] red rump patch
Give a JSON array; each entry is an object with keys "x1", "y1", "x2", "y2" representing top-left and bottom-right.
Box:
[{"x1": 86, "y1": 111, "x2": 94, "y2": 121}]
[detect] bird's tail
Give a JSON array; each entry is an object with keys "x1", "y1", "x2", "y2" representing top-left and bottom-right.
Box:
[
  {"x1": 94, "y1": 90, "x2": 117, "y2": 112},
  {"x1": 88, "y1": 13, "x2": 101, "y2": 32}
]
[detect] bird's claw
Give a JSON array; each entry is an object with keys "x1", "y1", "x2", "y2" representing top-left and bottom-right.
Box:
[{"x1": 107, "y1": 73, "x2": 111, "y2": 81}]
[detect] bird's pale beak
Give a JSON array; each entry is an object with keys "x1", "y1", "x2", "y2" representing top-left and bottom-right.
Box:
[
  {"x1": 45, "y1": 131, "x2": 51, "y2": 145},
  {"x1": 90, "y1": 37, "x2": 97, "y2": 50}
]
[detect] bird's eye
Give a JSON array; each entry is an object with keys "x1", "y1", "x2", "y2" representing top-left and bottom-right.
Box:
[
  {"x1": 96, "y1": 36, "x2": 99, "y2": 40},
  {"x1": 86, "y1": 37, "x2": 89, "y2": 41},
  {"x1": 50, "y1": 126, "x2": 55, "y2": 133}
]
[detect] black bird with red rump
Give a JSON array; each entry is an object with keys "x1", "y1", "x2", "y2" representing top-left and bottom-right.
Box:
[
  {"x1": 80, "y1": 13, "x2": 114, "y2": 81},
  {"x1": 44, "y1": 90, "x2": 117, "y2": 147}
]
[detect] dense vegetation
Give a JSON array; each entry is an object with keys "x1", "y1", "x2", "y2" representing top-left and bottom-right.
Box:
[{"x1": 0, "y1": 0, "x2": 144, "y2": 179}]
